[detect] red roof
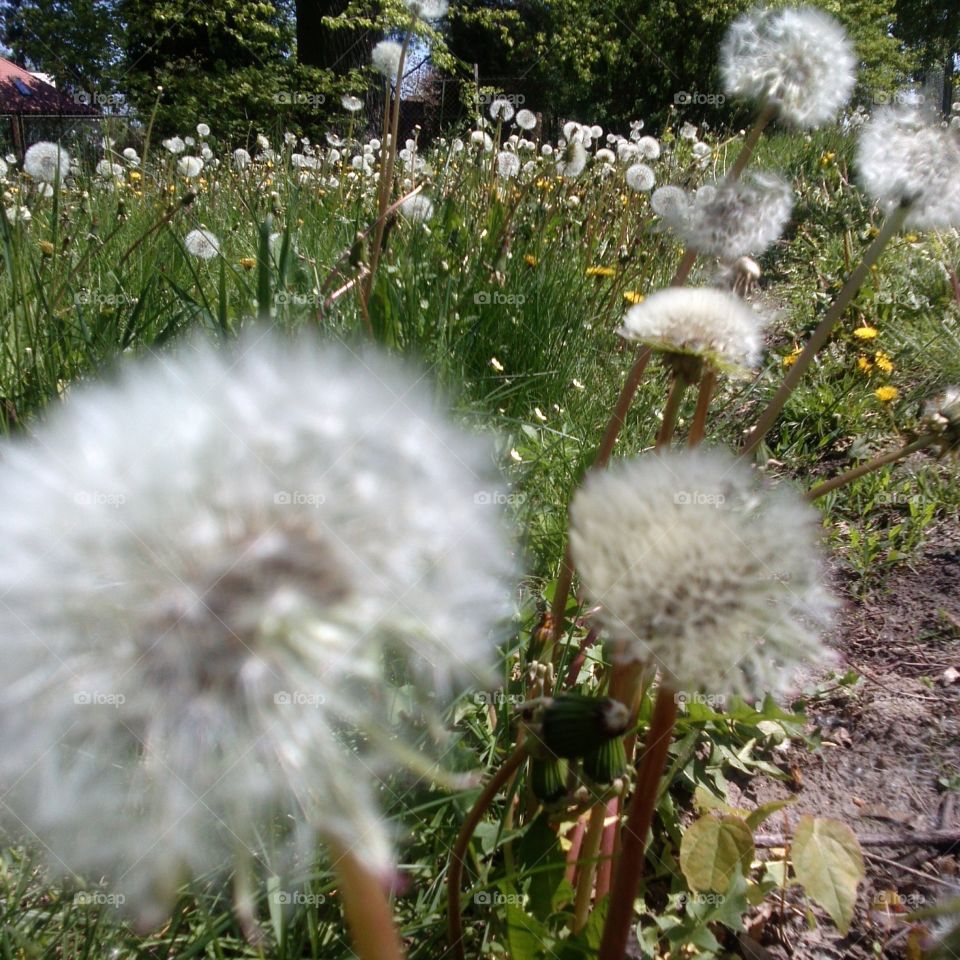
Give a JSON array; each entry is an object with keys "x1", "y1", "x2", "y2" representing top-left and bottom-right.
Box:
[{"x1": 0, "y1": 56, "x2": 99, "y2": 115}]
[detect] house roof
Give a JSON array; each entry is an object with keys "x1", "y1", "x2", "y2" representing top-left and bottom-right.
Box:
[{"x1": 0, "y1": 56, "x2": 99, "y2": 115}]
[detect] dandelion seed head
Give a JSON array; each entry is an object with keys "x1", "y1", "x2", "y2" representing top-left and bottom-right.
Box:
[
  {"x1": 184, "y1": 229, "x2": 220, "y2": 260},
  {"x1": 617, "y1": 286, "x2": 764, "y2": 376},
  {"x1": 857, "y1": 103, "x2": 960, "y2": 229},
  {"x1": 399, "y1": 193, "x2": 434, "y2": 222},
  {"x1": 556, "y1": 140, "x2": 587, "y2": 179},
  {"x1": 372, "y1": 40, "x2": 404, "y2": 80},
  {"x1": 721, "y1": 5, "x2": 856, "y2": 127},
  {"x1": 497, "y1": 150, "x2": 521, "y2": 179},
  {"x1": 516, "y1": 109, "x2": 537, "y2": 130},
  {"x1": 625, "y1": 163, "x2": 656, "y2": 193},
  {"x1": 570, "y1": 450, "x2": 835, "y2": 698},
  {"x1": 177, "y1": 156, "x2": 204, "y2": 178},
  {"x1": 0, "y1": 331, "x2": 514, "y2": 923},
  {"x1": 23, "y1": 141, "x2": 70, "y2": 182}
]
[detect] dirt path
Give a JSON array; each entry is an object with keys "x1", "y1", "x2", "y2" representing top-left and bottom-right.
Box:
[{"x1": 728, "y1": 532, "x2": 960, "y2": 958}]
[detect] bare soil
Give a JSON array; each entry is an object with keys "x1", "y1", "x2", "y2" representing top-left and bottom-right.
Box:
[{"x1": 728, "y1": 532, "x2": 960, "y2": 959}]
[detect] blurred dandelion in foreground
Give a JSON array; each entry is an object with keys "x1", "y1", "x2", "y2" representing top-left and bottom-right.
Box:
[
  {"x1": 857, "y1": 103, "x2": 960, "y2": 229},
  {"x1": 184, "y1": 228, "x2": 221, "y2": 259},
  {"x1": 720, "y1": 5, "x2": 855, "y2": 128},
  {"x1": 399, "y1": 193, "x2": 435, "y2": 222},
  {"x1": 570, "y1": 449, "x2": 835, "y2": 699},
  {"x1": 556, "y1": 140, "x2": 587, "y2": 179},
  {"x1": 0, "y1": 331, "x2": 515, "y2": 928},
  {"x1": 618, "y1": 286, "x2": 764, "y2": 377},
  {"x1": 23, "y1": 141, "x2": 70, "y2": 182},
  {"x1": 372, "y1": 40, "x2": 404, "y2": 80}
]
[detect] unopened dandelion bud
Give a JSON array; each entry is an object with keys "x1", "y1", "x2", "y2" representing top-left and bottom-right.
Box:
[
  {"x1": 529, "y1": 756, "x2": 569, "y2": 804},
  {"x1": 540, "y1": 695, "x2": 630, "y2": 759},
  {"x1": 582, "y1": 734, "x2": 628, "y2": 786}
]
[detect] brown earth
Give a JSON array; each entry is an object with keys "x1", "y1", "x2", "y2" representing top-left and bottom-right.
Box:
[{"x1": 726, "y1": 531, "x2": 960, "y2": 959}]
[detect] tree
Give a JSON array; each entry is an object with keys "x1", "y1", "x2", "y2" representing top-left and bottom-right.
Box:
[{"x1": 894, "y1": 0, "x2": 959, "y2": 112}]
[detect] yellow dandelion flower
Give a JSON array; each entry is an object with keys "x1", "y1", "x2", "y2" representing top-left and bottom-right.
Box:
[
  {"x1": 524, "y1": 254, "x2": 537, "y2": 267},
  {"x1": 868, "y1": 225, "x2": 880, "y2": 238},
  {"x1": 875, "y1": 386, "x2": 899, "y2": 403},
  {"x1": 129, "y1": 170, "x2": 141, "y2": 182},
  {"x1": 782, "y1": 347, "x2": 803, "y2": 368},
  {"x1": 853, "y1": 326, "x2": 878, "y2": 340},
  {"x1": 238, "y1": 257, "x2": 257, "y2": 270},
  {"x1": 623, "y1": 291, "x2": 644, "y2": 305},
  {"x1": 874, "y1": 351, "x2": 894, "y2": 373},
  {"x1": 586, "y1": 266, "x2": 615, "y2": 278},
  {"x1": 904, "y1": 233, "x2": 919, "y2": 243},
  {"x1": 38, "y1": 240, "x2": 55, "y2": 256},
  {"x1": 857, "y1": 356, "x2": 874, "y2": 374}
]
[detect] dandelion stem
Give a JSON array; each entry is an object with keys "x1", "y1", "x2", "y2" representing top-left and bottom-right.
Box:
[
  {"x1": 805, "y1": 435, "x2": 935, "y2": 501},
  {"x1": 741, "y1": 203, "x2": 910, "y2": 457},
  {"x1": 655, "y1": 374, "x2": 689, "y2": 450},
  {"x1": 688, "y1": 369, "x2": 717, "y2": 447},
  {"x1": 598, "y1": 686, "x2": 679, "y2": 960},
  {"x1": 448, "y1": 745, "x2": 528, "y2": 960},
  {"x1": 330, "y1": 843, "x2": 406, "y2": 960},
  {"x1": 573, "y1": 802, "x2": 609, "y2": 932},
  {"x1": 726, "y1": 103, "x2": 777, "y2": 182}
]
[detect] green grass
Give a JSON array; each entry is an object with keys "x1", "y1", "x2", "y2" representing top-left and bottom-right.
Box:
[{"x1": 0, "y1": 115, "x2": 958, "y2": 956}]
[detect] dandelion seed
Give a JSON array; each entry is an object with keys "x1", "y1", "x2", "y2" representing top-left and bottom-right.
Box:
[
  {"x1": 184, "y1": 229, "x2": 220, "y2": 260},
  {"x1": 490, "y1": 98, "x2": 515, "y2": 122},
  {"x1": 0, "y1": 331, "x2": 515, "y2": 925},
  {"x1": 23, "y1": 141, "x2": 70, "y2": 183},
  {"x1": 679, "y1": 122, "x2": 699, "y2": 141},
  {"x1": 618, "y1": 286, "x2": 764, "y2": 376},
  {"x1": 651, "y1": 185, "x2": 691, "y2": 220},
  {"x1": 497, "y1": 151, "x2": 521, "y2": 179},
  {"x1": 196, "y1": 123, "x2": 210, "y2": 138},
  {"x1": 569, "y1": 449, "x2": 835, "y2": 698},
  {"x1": 636, "y1": 136, "x2": 660, "y2": 160},
  {"x1": 162, "y1": 137, "x2": 186, "y2": 155},
  {"x1": 341, "y1": 94, "x2": 363, "y2": 112}
]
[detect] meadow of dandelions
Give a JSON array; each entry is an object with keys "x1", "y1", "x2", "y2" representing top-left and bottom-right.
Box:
[{"x1": 0, "y1": 3, "x2": 958, "y2": 959}]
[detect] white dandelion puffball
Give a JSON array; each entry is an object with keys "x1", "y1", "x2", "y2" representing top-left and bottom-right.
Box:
[
  {"x1": 857, "y1": 103, "x2": 960, "y2": 229},
  {"x1": 556, "y1": 140, "x2": 588, "y2": 179},
  {"x1": 672, "y1": 171, "x2": 794, "y2": 259},
  {"x1": 177, "y1": 155, "x2": 204, "y2": 178},
  {"x1": 372, "y1": 40, "x2": 404, "y2": 80},
  {"x1": 490, "y1": 97, "x2": 515, "y2": 122},
  {"x1": 23, "y1": 141, "x2": 70, "y2": 182},
  {"x1": 162, "y1": 136, "x2": 186, "y2": 154},
  {"x1": 232, "y1": 147, "x2": 251, "y2": 169},
  {"x1": 618, "y1": 286, "x2": 764, "y2": 376},
  {"x1": 570, "y1": 450, "x2": 835, "y2": 699},
  {"x1": 0, "y1": 331, "x2": 515, "y2": 925},
  {"x1": 625, "y1": 162, "x2": 656, "y2": 193},
  {"x1": 399, "y1": 193, "x2": 434, "y2": 222},
  {"x1": 470, "y1": 129, "x2": 493, "y2": 152},
  {"x1": 341, "y1": 94, "x2": 363, "y2": 112},
  {"x1": 721, "y1": 5, "x2": 855, "y2": 128},
  {"x1": 405, "y1": 0, "x2": 448, "y2": 19},
  {"x1": 516, "y1": 108, "x2": 537, "y2": 130},
  {"x1": 183, "y1": 228, "x2": 220, "y2": 260},
  {"x1": 636, "y1": 136, "x2": 661, "y2": 160},
  {"x1": 651, "y1": 184, "x2": 691, "y2": 220},
  {"x1": 196, "y1": 122, "x2": 210, "y2": 137},
  {"x1": 497, "y1": 150, "x2": 521, "y2": 179},
  {"x1": 0, "y1": 158, "x2": 7, "y2": 178}
]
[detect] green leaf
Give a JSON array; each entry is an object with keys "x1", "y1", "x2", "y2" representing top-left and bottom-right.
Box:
[
  {"x1": 516, "y1": 814, "x2": 566, "y2": 920},
  {"x1": 791, "y1": 815, "x2": 865, "y2": 935},
  {"x1": 745, "y1": 798, "x2": 794, "y2": 831},
  {"x1": 679, "y1": 814, "x2": 755, "y2": 893},
  {"x1": 506, "y1": 902, "x2": 547, "y2": 960}
]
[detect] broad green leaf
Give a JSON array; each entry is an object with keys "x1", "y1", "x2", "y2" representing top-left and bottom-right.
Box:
[
  {"x1": 679, "y1": 814, "x2": 755, "y2": 893},
  {"x1": 506, "y1": 902, "x2": 547, "y2": 960},
  {"x1": 792, "y1": 815, "x2": 865, "y2": 935}
]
